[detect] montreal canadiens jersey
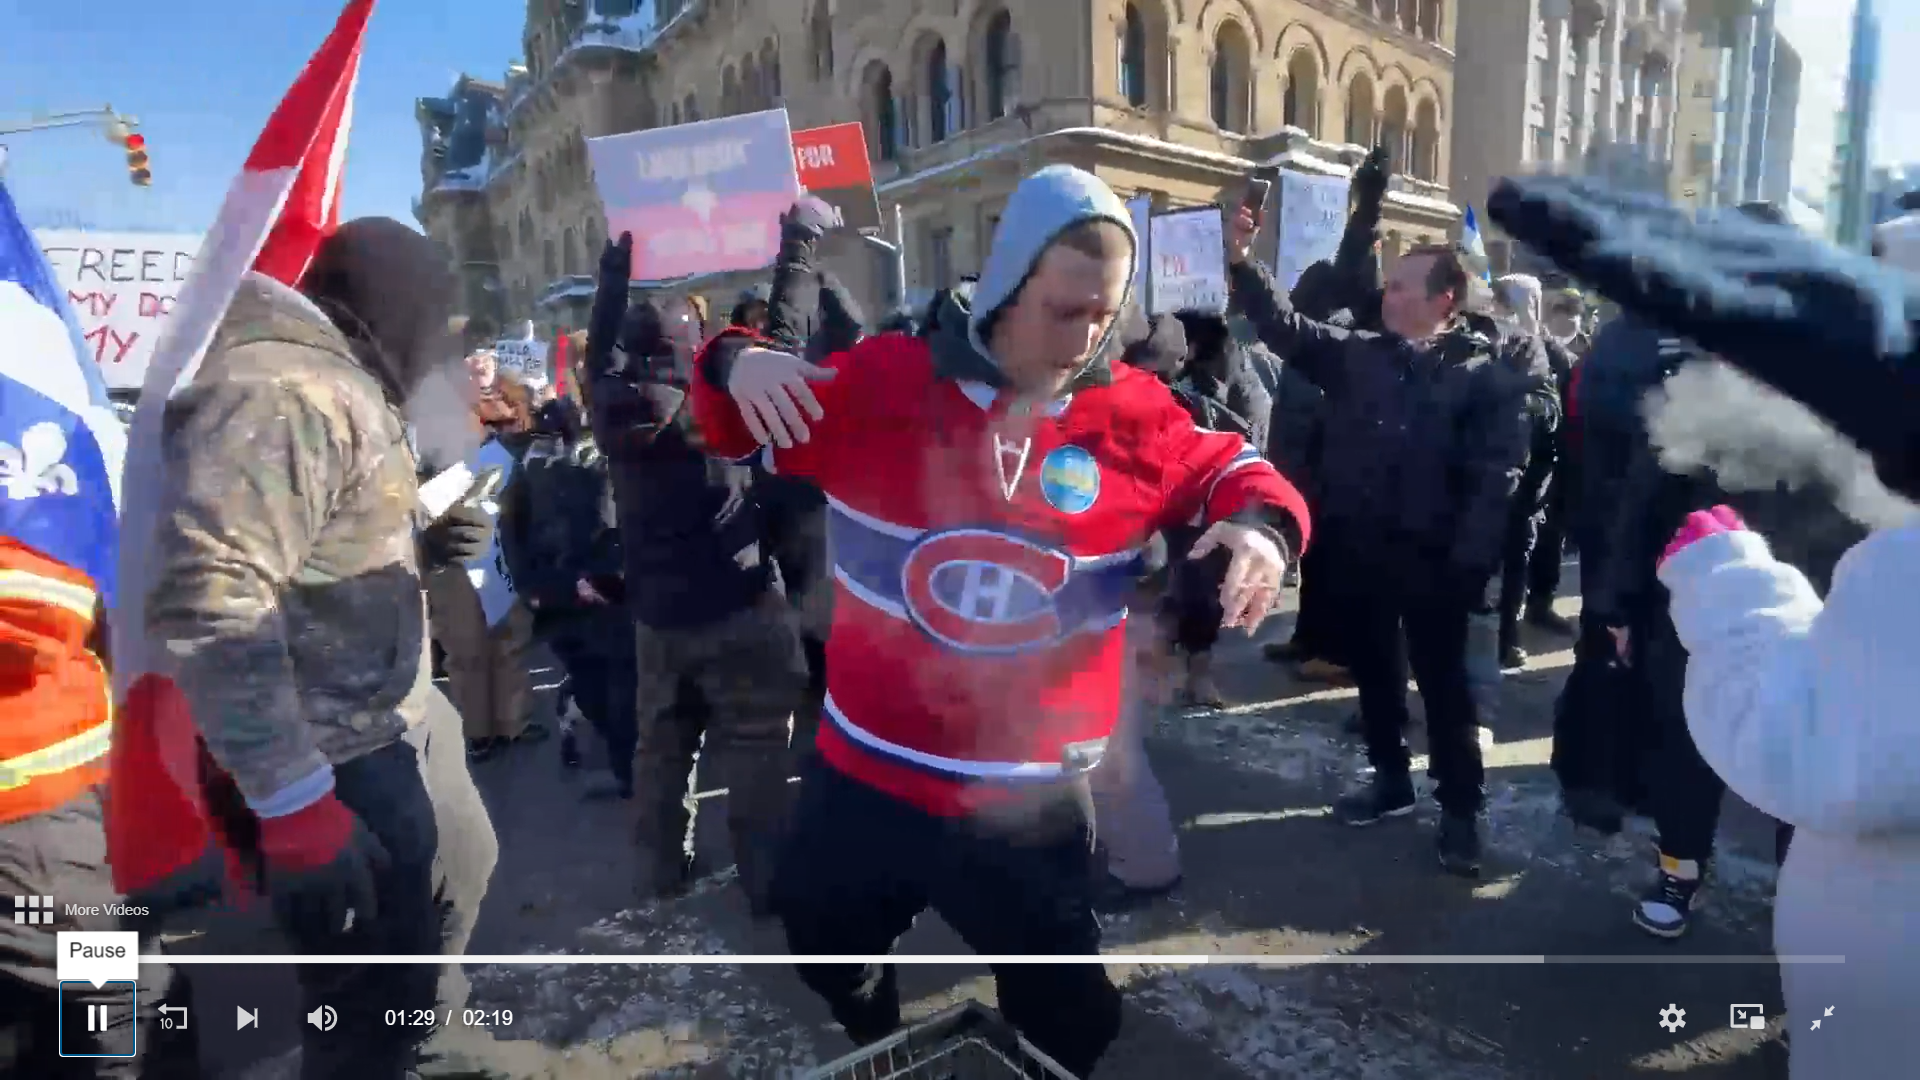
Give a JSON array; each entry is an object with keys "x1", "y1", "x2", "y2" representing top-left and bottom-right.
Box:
[{"x1": 692, "y1": 334, "x2": 1309, "y2": 815}]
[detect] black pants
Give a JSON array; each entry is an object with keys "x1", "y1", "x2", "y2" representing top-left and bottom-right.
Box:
[
  {"x1": 549, "y1": 614, "x2": 640, "y2": 786},
  {"x1": 1162, "y1": 531, "x2": 1227, "y2": 655},
  {"x1": 1289, "y1": 523, "x2": 1349, "y2": 666},
  {"x1": 1550, "y1": 612, "x2": 1650, "y2": 810},
  {"x1": 288, "y1": 692, "x2": 498, "y2": 1080},
  {"x1": 0, "y1": 792, "x2": 195, "y2": 1078},
  {"x1": 1528, "y1": 493, "x2": 1567, "y2": 603},
  {"x1": 775, "y1": 763, "x2": 1122, "y2": 1078},
  {"x1": 1635, "y1": 616, "x2": 1726, "y2": 864},
  {"x1": 1344, "y1": 552, "x2": 1486, "y2": 815}
]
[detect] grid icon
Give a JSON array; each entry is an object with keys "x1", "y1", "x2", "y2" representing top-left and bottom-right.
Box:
[{"x1": 13, "y1": 895, "x2": 53, "y2": 925}]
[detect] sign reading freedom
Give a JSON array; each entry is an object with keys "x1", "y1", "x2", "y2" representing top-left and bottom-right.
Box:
[
  {"x1": 35, "y1": 230, "x2": 202, "y2": 390},
  {"x1": 587, "y1": 109, "x2": 801, "y2": 281}
]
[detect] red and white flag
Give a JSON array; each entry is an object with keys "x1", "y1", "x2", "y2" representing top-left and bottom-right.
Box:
[{"x1": 105, "y1": 0, "x2": 373, "y2": 896}]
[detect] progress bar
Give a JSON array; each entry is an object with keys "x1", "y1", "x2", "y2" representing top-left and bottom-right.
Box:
[{"x1": 140, "y1": 954, "x2": 1846, "y2": 966}]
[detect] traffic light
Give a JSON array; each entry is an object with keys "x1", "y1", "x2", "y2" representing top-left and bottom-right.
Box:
[{"x1": 124, "y1": 133, "x2": 151, "y2": 186}]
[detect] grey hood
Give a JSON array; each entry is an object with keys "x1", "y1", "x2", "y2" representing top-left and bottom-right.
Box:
[{"x1": 946, "y1": 165, "x2": 1138, "y2": 388}]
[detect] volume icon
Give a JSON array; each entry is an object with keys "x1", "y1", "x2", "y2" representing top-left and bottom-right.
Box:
[{"x1": 307, "y1": 1005, "x2": 337, "y2": 1032}]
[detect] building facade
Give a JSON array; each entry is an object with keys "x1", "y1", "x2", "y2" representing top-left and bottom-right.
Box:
[
  {"x1": 417, "y1": 0, "x2": 1464, "y2": 333},
  {"x1": 1868, "y1": 163, "x2": 1920, "y2": 226},
  {"x1": 1673, "y1": 0, "x2": 1858, "y2": 235},
  {"x1": 1830, "y1": 0, "x2": 1879, "y2": 250},
  {"x1": 1452, "y1": 0, "x2": 1686, "y2": 272}
]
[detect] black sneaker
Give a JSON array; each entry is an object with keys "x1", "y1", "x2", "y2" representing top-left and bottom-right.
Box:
[
  {"x1": 1560, "y1": 788, "x2": 1625, "y2": 835},
  {"x1": 1333, "y1": 777, "x2": 1417, "y2": 825},
  {"x1": 466, "y1": 737, "x2": 501, "y2": 763},
  {"x1": 1525, "y1": 607, "x2": 1575, "y2": 635},
  {"x1": 1091, "y1": 872, "x2": 1183, "y2": 914},
  {"x1": 1436, "y1": 812, "x2": 1482, "y2": 877},
  {"x1": 1261, "y1": 638, "x2": 1311, "y2": 664},
  {"x1": 1633, "y1": 856, "x2": 1706, "y2": 939},
  {"x1": 1500, "y1": 645, "x2": 1529, "y2": 670}
]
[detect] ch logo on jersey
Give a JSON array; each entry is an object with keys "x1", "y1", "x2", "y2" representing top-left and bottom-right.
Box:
[
  {"x1": 899, "y1": 529, "x2": 1074, "y2": 652},
  {"x1": 1039, "y1": 445, "x2": 1100, "y2": 514}
]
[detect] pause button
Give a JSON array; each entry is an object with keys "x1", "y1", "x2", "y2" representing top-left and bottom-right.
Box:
[{"x1": 58, "y1": 981, "x2": 138, "y2": 1058}]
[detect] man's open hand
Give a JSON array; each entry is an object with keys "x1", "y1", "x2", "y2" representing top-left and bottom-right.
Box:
[
  {"x1": 1188, "y1": 521, "x2": 1287, "y2": 630},
  {"x1": 729, "y1": 347, "x2": 836, "y2": 448}
]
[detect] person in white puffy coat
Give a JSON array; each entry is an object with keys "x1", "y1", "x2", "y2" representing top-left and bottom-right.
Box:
[{"x1": 1656, "y1": 506, "x2": 1918, "y2": 1078}]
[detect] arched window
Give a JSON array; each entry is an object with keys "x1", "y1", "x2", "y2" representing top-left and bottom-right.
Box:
[
  {"x1": 1411, "y1": 98, "x2": 1440, "y2": 182},
  {"x1": 1119, "y1": 4, "x2": 1148, "y2": 107},
  {"x1": 761, "y1": 40, "x2": 781, "y2": 102},
  {"x1": 1400, "y1": 0, "x2": 1417, "y2": 35},
  {"x1": 721, "y1": 66, "x2": 739, "y2": 115},
  {"x1": 1209, "y1": 22, "x2": 1251, "y2": 133},
  {"x1": 926, "y1": 39, "x2": 953, "y2": 142},
  {"x1": 543, "y1": 239, "x2": 557, "y2": 281},
  {"x1": 1418, "y1": 0, "x2": 1442, "y2": 42},
  {"x1": 1381, "y1": 86, "x2": 1409, "y2": 169},
  {"x1": 1345, "y1": 74, "x2": 1375, "y2": 146},
  {"x1": 562, "y1": 227, "x2": 579, "y2": 275},
  {"x1": 867, "y1": 65, "x2": 899, "y2": 161},
  {"x1": 742, "y1": 57, "x2": 761, "y2": 111},
  {"x1": 1282, "y1": 49, "x2": 1320, "y2": 137},
  {"x1": 810, "y1": 0, "x2": 833, "y2": 78},
  {"x1": 683, "y1": 93, "x2": 698, "y2": 122},
  {"x1": 984, "y1": 11, "x2": 1021, "y2": 121},
  {"x1": 670, "y1": 101, "x2": 681, "y2": 125}
]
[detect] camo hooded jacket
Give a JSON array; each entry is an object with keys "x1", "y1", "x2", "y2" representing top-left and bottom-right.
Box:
[{"x1": 144, "y1": 270, "x2": 441, "y2": 814}]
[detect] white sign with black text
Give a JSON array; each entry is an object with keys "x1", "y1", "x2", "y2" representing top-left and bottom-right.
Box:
[
  {"x1": 1147, "y1": 206, "x2": 1229, "y2": 316},
  {"x1": 1274, "y1": 172, "x2": 1351, "y2": 296}
]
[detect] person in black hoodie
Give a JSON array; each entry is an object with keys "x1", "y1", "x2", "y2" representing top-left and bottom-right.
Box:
[
  {"x1": 583, "y1": 238, "x2": 807, "y2": 911},
  {"x1": 737, "y1": 202, "x2": 869, "y2": 760},
  {"x1": 497, "y1": 396, "x2": 637, "y2": 798}
]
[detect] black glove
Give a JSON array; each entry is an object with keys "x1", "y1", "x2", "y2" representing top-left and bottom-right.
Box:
[
  {"x1": 1354, "y1": 145, "x2": 1391, "y2": 206},
  {"x1": 780, "y1": 195, "x2": 838, "y2": 243},
  {"x1": 599, "y1": 232, "x2": 633, "y2": 288},
  {"x1": 420, "y1": 502, "x2": 496, "y2": 568},
  {"x1": 1485, "y1": 173, "x2": 1920, "y2": 488}
]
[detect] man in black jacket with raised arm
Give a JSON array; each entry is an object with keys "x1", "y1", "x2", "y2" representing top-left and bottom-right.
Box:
[
  {"x1": 1224, "y1": 191, "x2": 1551, "y2": 876},
  {"x1": 582, "y1": 237, "x2": 807, "y2": 912}
]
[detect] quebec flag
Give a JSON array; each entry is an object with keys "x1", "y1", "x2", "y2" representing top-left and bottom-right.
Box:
[
  {"x1": 1461, "y1": 205, "x2": 1493, "y2": 283},
  {"x1": 0, "y1": 178, "x2": 124, "y2": 606}
]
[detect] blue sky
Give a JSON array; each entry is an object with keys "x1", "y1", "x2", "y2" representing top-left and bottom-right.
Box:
[{"x1": 1, "y1": 0, "x2": 1917, "y2": 235}]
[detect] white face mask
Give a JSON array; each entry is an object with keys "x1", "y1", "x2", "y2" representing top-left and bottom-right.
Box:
[{"x1": 405, "y1": 358, "x2": 486, "y2": 470}]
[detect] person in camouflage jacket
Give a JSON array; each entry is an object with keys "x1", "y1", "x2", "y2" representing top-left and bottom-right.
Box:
[{"x1": 140, "y1": 217, "x2": 500, "y2": 1077}]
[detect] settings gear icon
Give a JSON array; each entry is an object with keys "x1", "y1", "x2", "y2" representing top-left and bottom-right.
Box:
[{"x1": 1658, "y1": 1004, "x2": 1687, "y2": 1033}]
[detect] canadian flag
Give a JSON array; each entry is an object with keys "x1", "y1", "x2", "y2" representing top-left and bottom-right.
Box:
[{"x1": 105, "y1": 0, "x2": 374, "y2": 898}]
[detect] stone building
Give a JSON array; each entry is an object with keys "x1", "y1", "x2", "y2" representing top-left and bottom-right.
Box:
[
  {"x1": 417, "y1": 0, "x2": 1463, "y2": 333},
  {"x1": 1451, "y1": 0, "x2": 1685, "y2": 272}
]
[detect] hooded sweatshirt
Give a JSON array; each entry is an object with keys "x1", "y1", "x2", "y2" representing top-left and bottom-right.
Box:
[
  {"x1": 586, "y1": 295, "x2": 771, "y2": 630},
  {"x1": 692, "y1": 166, "x2": 1309, "y2": 816}
]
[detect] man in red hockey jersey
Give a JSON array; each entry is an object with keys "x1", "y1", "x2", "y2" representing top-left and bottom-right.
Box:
[{"x1": 690, "y1": 167, "x2": 1309, "y2": 1076}]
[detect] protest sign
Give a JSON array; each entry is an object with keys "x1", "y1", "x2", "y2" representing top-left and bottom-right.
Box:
[
  {"x1": 588, "y1": 109, "x2": 801, "y2": 281},
  {"x1": 1147, "y1": 206, "x2": 1228, "y2": 315},
  {"x1": 463, "y1": 437, "x2": 519, "y2": 626},
  {"x1": 35, "y1": 230, "x2": 201, "y2": 390},
  {"x1": 494, "y1": 334, "x2": 549, "y2": 388},
  {"x1": 1126, "y1": 193, "x2": 1152, "y2": 309},
  {"x1": 1274, "y1": 172, "x2": 1351, "y2": 295},
  {"x1": 792, "y1": 122, "x2": 880, "y2": 233}
]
